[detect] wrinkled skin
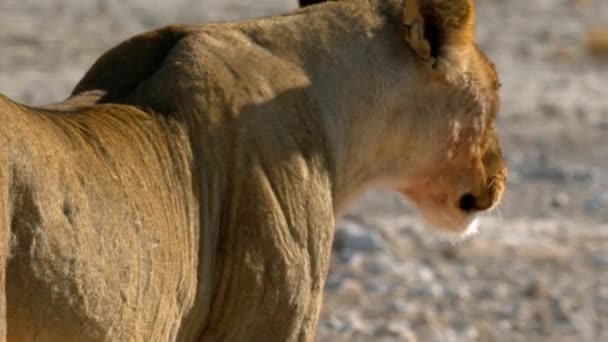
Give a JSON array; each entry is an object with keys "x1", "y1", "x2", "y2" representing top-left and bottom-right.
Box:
[{"x1": 0, "y1": 0, "x2": 505, "y2": 341}]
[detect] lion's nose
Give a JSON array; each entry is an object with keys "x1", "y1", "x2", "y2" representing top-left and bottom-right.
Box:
[
  {"x1": 458, "y1": 193, "x2": 477, "y2": 212},
  {"x1": 458, "y1": 192, "x2": 495, "y2": 212}
]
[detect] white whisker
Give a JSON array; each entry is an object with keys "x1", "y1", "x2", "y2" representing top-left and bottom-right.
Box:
[{"x1": 496, "y1": 205, "x2": 503, "y2": 220}]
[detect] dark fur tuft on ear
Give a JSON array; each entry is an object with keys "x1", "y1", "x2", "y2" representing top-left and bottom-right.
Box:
[
  {"x1": 299, "y1": 0, "x2": 327, "y2": 7},
  {"x1": 403, "y1": 0, "x2": 475, "y2": 64}
]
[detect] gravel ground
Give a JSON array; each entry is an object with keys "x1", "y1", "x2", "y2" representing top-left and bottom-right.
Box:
[{"x1": 1, "y1": 1, "x2": 607, "y2": 341}]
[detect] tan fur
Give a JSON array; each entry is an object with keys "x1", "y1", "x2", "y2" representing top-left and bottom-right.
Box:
[{"x1": 0, "y1": 0, "x2": 505, "y2": 340}]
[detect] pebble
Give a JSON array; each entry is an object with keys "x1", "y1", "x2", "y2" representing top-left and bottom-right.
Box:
[
  {"x1": 409, "y1": 284, "x2": 444, "y2": 300},
  {"x1": 367, "y1": 254, "x2": 397, "y2": 275},
  {"x1": 319, "y1": 316, "x2": 343, "y2": 331},
  {"x1": 523, "y1": 280, "x2": 550, "y2": 299},
  {"x1": 418, "y1": 266, "x2": 435, "y2": 282},
  {"x1": 592, "y1": 255, "x2": 608, "y2": 267},
  {"x1": 373, "y1": 322, "x2": 417, "y2": 341},
  {"x1": 498, "y1": 303, "x2": 518, "y2": 319},
  {"x1": 551, "y1": 298, "x2": 572, "y2": 323},
  {"x1": 525, "y1": 166, "x2": 567, "y2": 183},
  {"x1": 334, "y1": 221, "x2": 385, "y2": 255},
  {"x1": 452, "y1": 322, "x2": 480, "y2": 340},
  {"x1": 551, "y1": 192, "x2": 570, "y2": 208},
  {"x1": 340, "y1": 278, "x2": 364, "y2": 295},
  {"x1": 366, "y1": 281, "x2": 391, "y2": 295},
  {"x1": 540, "y1": 103, "x2": 564, "y2": 118},
  {"x1": 340, "y1": 312, "x2": 369, "y2": 335},
  {"x1": 324, "y1": 276, "x2": 343, "y2": 291},
  {"x1": 583, "y1": 192, "x2": 608, "y2": 213},
  {"x1": 495, "y1": 283, "x2": 511, "y2": 300},
  {"x1": 387, "y1": 299, "x2": 409, "y2": 313}
]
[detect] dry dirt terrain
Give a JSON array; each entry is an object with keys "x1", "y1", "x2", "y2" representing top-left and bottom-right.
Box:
[{"x1": 1, "y1": 0, "x2": 607, "y2": 341}]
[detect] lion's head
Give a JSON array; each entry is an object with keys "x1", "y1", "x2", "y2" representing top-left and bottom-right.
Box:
[
  {"x1": 396, "y1": 0, "x2": 507, "y2": 235},
  {"x1": 299, "y1": 0, "x2": 506, "y2": 235}
]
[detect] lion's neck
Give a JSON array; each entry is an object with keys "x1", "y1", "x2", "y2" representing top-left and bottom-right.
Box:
[{"x1": 281, "y1": 2, "x2": 423, "y2": 211}]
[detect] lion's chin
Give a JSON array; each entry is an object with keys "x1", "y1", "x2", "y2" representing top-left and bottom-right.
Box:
[
  {"x1": 424, "y1": 213, "x2": 479, "y2": 240},
  {"x1": 455, "y1": 216, "x2": 479, "y2": 240},
  {"x1": 409, "y1": 201, "x2": 480, "y2": 241}
]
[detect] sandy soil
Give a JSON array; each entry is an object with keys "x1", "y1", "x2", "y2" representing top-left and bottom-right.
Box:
[{"x1": 1, "y1": 0, "x2": 606, "y2": 341}]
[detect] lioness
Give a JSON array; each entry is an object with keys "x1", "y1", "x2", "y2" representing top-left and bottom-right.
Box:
[{"x1": 0, "y1": 0, "x2": 506, "y2": 340}]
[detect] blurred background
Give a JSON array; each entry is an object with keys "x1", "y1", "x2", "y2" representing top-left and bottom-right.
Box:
[{"x1": 0, "y1": 0, "x2": 606, "y2": 341}]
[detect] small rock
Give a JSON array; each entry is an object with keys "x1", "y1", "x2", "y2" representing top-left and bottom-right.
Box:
[
  {"x1": 498, "y1": 303, "x2": 518, "y2": 319},
  {"x1": 540, "y1": 103, "x2": 563, "y2": 118},
  {"x1": 374, "y1": 323, "x2": 417, "y2": 341},
  {"x1": 387, "y1": 299, "x2": 409, "y2": 313},
  {"x1": 535, "y1": 167, "x2": 567, "y2": 183},
  {"x1": 571, "y1": 168, "x2": 594, "y2": 183},
  {"x1": 416, "y1": 308, "x2": 438, "y2": 326},
  {"x1": 319, "y1": 316, "x2": 343, "y2": 331},
  {"x1": 409, "y1": 284, "x2": 444, "y2": 300},
  {"x1": 340, "y1": 278, "x2": 363, "y2": 295},
  {"x1": 583, "y1": 192, "x2": 608, "y2": 213},
  {"x1": 440, "y1": 246, "x2": 462, "y2": 261},
  {"x1": 366, "y1": 281, "x2": 391, "y2": 295},
  {"x1": 495, "y1": 283, "x2": 511, "y2": 300},
  {"x1": 324, "y1": 276, "x2": 343, "y2": 291},
  {"x1": 551, "y1": 192, "x2": 570, "y2": 208},
  {"x1": 334, "y1": 221, "x2": 385, "y2": 255},
  {"x1": 367, "y1": 254, "x2": 396, "y2": 275},
  {"x1": 592, "y1": 255, "x2": 608, "y2": 268},
  {"x1": 429, "y1": 284, "x2": 444, "y2": 299},
  {"x1": 523, "y1": 280, "x2": 550, "y2": 299},
  {"x1": 452, "y1": 322, "x2": 479, "y2": 340},
  {"x1": 418, "y1": 266, "x2": 435, "y2": 282},
  {"x1": 344, "y1": 253, "x2": 365, "y2": 268},
  {"x1": 340, "y1": 312, "x2": 369, "y2": 335},
  {"x1": 551, "y1": 298, "x2": 573, "y2": 323}
]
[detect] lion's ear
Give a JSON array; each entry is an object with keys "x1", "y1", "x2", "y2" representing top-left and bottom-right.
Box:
[
  {"x1": 402, "y1": 0, "x2": 475, "y2": 64},
  {"x1": 299, "y1": 0, "x2": 328, "y2": 7}
]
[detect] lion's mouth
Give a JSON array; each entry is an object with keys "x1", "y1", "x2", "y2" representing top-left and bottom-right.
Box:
[{"x1": 397, "y1": 188, "x2": 481, "y2": 237}]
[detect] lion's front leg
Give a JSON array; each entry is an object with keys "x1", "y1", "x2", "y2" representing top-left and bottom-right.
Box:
[
  {"x1": 200, "y1": 176, "x2": 334, "y2": 341},
  {"x1": 200, "y1": 222, "x2": 333, "y2": 341}
]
